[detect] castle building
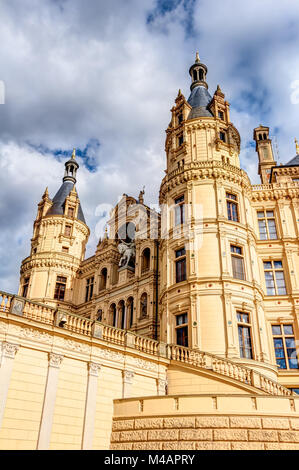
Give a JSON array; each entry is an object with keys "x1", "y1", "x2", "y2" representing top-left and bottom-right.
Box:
[{"x1": 1, "y1": 54, "x2": 299, "y2": 450}]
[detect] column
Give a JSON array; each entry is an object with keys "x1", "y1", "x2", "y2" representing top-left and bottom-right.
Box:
[
  {"x1": 0, "y1": 342, "x2": 19, "y2": 428},
  {"x1": 82, "y1": 362, "x2": 101, "y2": 450},
  {"x1": 37, "y1": 353, "x2": 64, "y2": 450},
  {"x1": 122, "y1": 370, "x2": 134, "y2": 398}
]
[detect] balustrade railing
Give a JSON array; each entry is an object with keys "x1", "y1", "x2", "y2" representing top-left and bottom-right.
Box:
[{"x1": 0, "y1": 290, "x2": 294, "y2": 397}]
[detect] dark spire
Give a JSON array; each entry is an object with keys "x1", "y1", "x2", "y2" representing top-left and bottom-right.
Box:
[
  {"x1": 63, "y1": 148, "x2": 79, "y2": 184},
  {"x1": 187, "y1": 52, "x2": 213, "y2": 120},
  {"x1": 46, "y1": 150, "x2": 86, "y2": 224},
  {"x1": 189, "y1": 51, "x2": 209, "y2": 91}
]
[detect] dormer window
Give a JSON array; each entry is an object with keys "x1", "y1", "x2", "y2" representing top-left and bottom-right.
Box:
[
  {"x1": 218, "y1": 111, "x2": 224, "y2": 120},
  {"x1": 177, "y1": 113, "x2": 183, "y2": 125},
  {"x1": 67, "y1": 207, "x2": 75, "y2": 218}
]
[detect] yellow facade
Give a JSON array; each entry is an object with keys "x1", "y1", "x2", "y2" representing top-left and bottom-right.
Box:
[{"x1": 1, "y1": 54, "x2": 299, "y2": 449}]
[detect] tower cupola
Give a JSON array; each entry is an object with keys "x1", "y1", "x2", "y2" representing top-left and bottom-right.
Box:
[
  {"x1": 189, "y1": 52, "x2": 208, "y2": 91},
  {"x1": 63, "y1": 148, "x2": 79, "y2": 184}
]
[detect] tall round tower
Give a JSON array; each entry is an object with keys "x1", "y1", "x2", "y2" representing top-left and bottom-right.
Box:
[
  {"x1": 19, "y1": 150, "x2": 90, "y2": 308},
  {"x1": 159, "y1": 54, "x2": 274, "y2": 375}
]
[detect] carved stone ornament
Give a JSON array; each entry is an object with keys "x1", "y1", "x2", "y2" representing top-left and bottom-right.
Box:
[
  {"x1": 88, "y1": 362, "x2": 101, "y2": 377},
  {"x1": 48, "y1": 353, "x2": 64, "y2": 368},
  {"x1": 2, "y1": 342, "x2": 19, "y2": 359},
  {"x1": 10, "y1": 297, "x2": 25, "y2": 317},
  {"x1": 123, "y1": 370, "x2": 135, "y2": 384}
]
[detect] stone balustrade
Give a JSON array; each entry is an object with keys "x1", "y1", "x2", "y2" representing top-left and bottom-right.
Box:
[{"x1": 0, "y1": 290, "x2": 293, "y2": 397}]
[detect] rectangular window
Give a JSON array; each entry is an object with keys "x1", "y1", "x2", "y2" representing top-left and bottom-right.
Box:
[
  {"x1": 257, "y1": 210, "x2": 277, "y2": 240},
  {"x1": 174, "y1": 195, "x2": 185, "y2": 226},
  {"x1": 290, "y1": 389, "x2": 299, "y2": 395},
  {"x1": 54, "y1": 276, "x2": 67, "y2": 301},
  {"x1": 264, "y1": 261, "x2": 286, "y2": 296},
  {"x1": 220, "y1": 131, "x2": 226, "y2": 142},
  {"x1": 175, "y1": 313, "x2": 188, "y2": 347},
  {"x1": 85, "y1": 276, "x2": 94, "y2": 302},
  {"x1": 272, "y1": 324, "x2": 299, "y2": 370},
  {"x1": 64, "y1": 225, "x2": 72, "y2": 237},
  {"x1": 218, "y1": 110, "x2": 224, "y2": 120},
  {"x1": 22, "y1": 277, "x2": 30, "y2": 298},
  {"x1": 178, "y1": 133, "x2": 184, "y2": 147},
  {"x1": 177, "y1": 113, "x2": 183, "y2": 125},
  {"x1": 237, "y1": 312, "x2": 253, "y2": 359},
  {"x1": 175, "y1": 248, "x2": 186, "y2": 283},
  {"x1": 231, "y1": 245, "x2": 245, "y2": 280},
  {"x1": 226, "y1": 193, "x2": 239, "y2": 222},
  {"x1": 67, "y1": 207, "x2": 75, "y2": 218},
  {"x1": 62, "y1": 246, "x2": 69, "y2": 253}
]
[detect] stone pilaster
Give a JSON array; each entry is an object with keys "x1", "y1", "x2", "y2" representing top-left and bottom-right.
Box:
[
  {"x1": 37, "y1": 353, "x2": 64, "y2": 450},
  {"x1": 0, "y1": 342, "x2": 19, "y2": 428},
  {"x1": 82, "y1": 362, "x2": 102, "y2": 450}
]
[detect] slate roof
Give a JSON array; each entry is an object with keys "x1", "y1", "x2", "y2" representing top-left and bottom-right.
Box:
[
  {"x1": 47, "y1": 181, "x2": 86, "y2": 224},
  {"x1": 187, "y1": 85, "x2": 214, "y2": 119},
  {"x1": 284, "y1": 155, "x2": 299, "y2": 167}
]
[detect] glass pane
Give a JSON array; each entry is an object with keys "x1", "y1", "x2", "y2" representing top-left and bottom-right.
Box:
[
  {"x1": 272, "y1": 325, "x2": 282, "y2": 335},
  {"x1": 258, "y1": 221, "x2": 267, "y2": 240},
  {"x1": 274, "y1": 338, "x2": 283, "y2": 348},
  {"x1": 276, "y1": 358, "x2": 287, "y2": 369},
  {"x1": 266, "y1": 211, "x2": 274, "y2": 217},
  {"x1": 268, "y1": 220, "x2": 277, "y2": 239},
  {"x1": 283, "y1": 325, "x2": 294, "y2": 335},
  {"x1": 264, "y1": 261, "x2": 272, "y2": 270},
  {"x1": 257, "y1": 211, "x2": 265, "y2": 219},
  {"x1": 291, "y1": 389, "x2": 299, "y2": 395},
  {"x1": 274, "y1": 261, "x2": 283, "y2": 269}
]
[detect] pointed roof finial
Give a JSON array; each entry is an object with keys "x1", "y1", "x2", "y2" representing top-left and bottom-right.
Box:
[
  {"x1": 72, "y1": 148, "x2": 76, "y2": 160},
  {"x1": 195, "y1": 51, "x2": 200, "y2": 63},
  {"x1": 295, "y1": 138, "x2": 299, "y2": 155}
]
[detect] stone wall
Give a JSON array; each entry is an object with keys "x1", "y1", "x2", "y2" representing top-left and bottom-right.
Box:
[{"x1": 111, "y1": 395, "x2": 299, "y2": 450}]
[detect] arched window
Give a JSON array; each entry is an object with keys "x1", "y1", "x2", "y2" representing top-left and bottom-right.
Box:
[
  {"x1": 99, "y1": 268, "x2": 108, "y2": 291},
  {"x1": 127, "y1": 297, "x2": 134, "y2": 328},
  {"x1": 193, "y1": 70, "x2": 198, "y2": 81},
  {"x1": 263, "y1": 133, "x2": 267, "y2": 140},
  {"x1": 140, "y1": 293, "x2": 148, "y2": 318},
  {"x1": 198, "y1": 69, "x2": 204, "y2": 81},
  {"x1": 110, "y1": 303, "x2": 117, "y2": 327},
  {"x1": 141, "y1": 248, "x2": 151, "y2": 273},
  {"x1": 259, "y1": 134, "x2": 262, "y2": 140}
]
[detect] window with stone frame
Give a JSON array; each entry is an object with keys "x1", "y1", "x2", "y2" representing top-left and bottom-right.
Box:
[
  {"x1": 263, "y1": 261, "x2": 287, "y2": 296},
  {"x1": 85, "y1": 276, "x2": 94, "y2": 302},
  {"x1": 237, "y1": 312, "x2": 253, "y2": 359},
  {"x1": 54, "y1": 276, "x2": 67, "y2": 301},
  {"x1": 22, "y1": 277, "x2": 30, "y2": 298},
  {"x1": 64, "y1": 224, "x2": 72, "y2": 237},
  {"x1": 174, "y1": 195, "x2": 185, "y2": 226},
  {"x1": 231, "y1": 245, "x2": 245, "y2": 280},
  {"x1": 175, "y1": 248, "x2": 187, "y2": 283},
  {"x1": 226, "y1": 193, "x2": 239, "y2": 222},
  {"x1": 272, "y1": 324, "x2": 299, "y2": 370},
  {"x1": 175, "y1": 313, "x2": 188, "y2": 347},
  {"x1": 257, "y1": 210, "x2": 277, "y2": 240}
]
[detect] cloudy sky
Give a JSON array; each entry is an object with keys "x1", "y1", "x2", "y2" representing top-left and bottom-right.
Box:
[{"x1": 1, "y1": 0, "x2": 299, "y2": 293}]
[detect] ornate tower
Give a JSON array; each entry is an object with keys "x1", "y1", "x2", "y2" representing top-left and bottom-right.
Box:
[
  {"x1": 159, "y1": 54, "x2": 274, "y2": 377},
  {"x1": 19, "y1": 150, "x2": 90, "y2": 308},
  {"x1": 253, "y1": 125, "x2": 276, "y2": 184}
]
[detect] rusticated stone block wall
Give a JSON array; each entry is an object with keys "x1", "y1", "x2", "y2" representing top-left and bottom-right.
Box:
[{"x1": 110, "y1": 415, "x2": 299, "y2": 450}]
